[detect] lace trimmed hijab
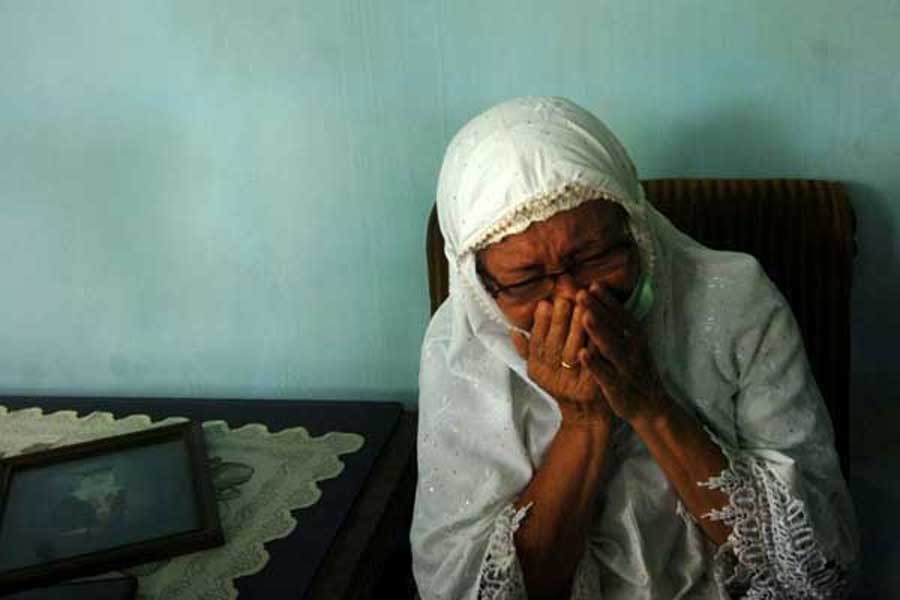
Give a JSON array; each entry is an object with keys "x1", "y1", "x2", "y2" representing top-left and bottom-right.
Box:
[{"x1": 412, "y1": 97, "x2": 858, "y2": 599}]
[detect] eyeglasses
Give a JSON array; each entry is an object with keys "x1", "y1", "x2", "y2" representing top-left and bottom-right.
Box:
[{"x1": 478, "y1": 240, "x2": 637, "y2": 304}]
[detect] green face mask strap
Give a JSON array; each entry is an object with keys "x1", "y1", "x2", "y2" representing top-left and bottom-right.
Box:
[{"x1": 624, "y1": 268, "x2": 654, "y2": 322}]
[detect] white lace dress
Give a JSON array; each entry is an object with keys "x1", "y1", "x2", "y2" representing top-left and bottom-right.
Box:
[
  {"x1": 410, "y1": 96, "x2": 858, "y2": 600},
  {"x1": 414, "y1": 251, "x2": 857, "y2": 599}
]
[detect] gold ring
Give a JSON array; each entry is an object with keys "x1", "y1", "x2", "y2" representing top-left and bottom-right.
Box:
[{"x1": 560, "y1": 360, "x2": 575, "y2": 370}]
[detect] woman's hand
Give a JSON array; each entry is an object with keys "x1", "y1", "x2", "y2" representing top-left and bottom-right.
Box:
[
  {"x1": 511, "y1": 296, "x2": 612, "y2": 427},
  {"x1": 576, "y1": 282, "x2": 667, "y2": 425}
]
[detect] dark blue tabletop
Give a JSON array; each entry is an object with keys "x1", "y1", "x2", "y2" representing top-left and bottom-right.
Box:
[{"x1": 0, "y1": 396, "x2": 405, "y2": 599}]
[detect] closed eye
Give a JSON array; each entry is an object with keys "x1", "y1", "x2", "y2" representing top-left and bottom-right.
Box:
[
  {"x1": 501, "y1": 243, "x2": 632, "y2": 288},
  {"x1": 504, "y1": 274, "x2": 551, "y2": 290},
  {"x1": 575, "y1": 241, "x2": 632, "y2": 264}
]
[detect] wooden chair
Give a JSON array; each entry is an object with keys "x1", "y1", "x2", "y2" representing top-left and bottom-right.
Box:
[{"x1": 426, "y1": 179, "x2": 857, "y2": 478}]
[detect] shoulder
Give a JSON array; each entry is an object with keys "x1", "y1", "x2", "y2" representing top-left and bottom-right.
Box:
[
  {"x1": 672, "y1": 245, "x2": 787, "y2": 321},
  {"x1": 666, "y1": 246, "x2": 799, "y2": 383},
  {"x1": 417, "y1": 300, "x2": 457, "y2": 403},
  {"x1": 422, "y1": 298, "x2": 453, "y2": 348}
]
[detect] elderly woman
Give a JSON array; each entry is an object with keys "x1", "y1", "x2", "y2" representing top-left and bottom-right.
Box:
[{"x1": 411, "y1": 97, "x2": 858, "y2": 599}]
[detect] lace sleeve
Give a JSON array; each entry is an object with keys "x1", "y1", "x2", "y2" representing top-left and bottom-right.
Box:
[
  {"x1": 698, "y1": 437, "x2": 849, "y2": 599},
  {"x1": 476, "y1": 503, "x2": 531, "y2": 600},
  {"x1": 693, "y1": 273, "x2": 858, "y2": 598},
  {"x1": 476, "y1": 502, "x2": 604, "y2": 600}
]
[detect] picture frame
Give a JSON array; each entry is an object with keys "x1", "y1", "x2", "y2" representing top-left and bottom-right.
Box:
[{"x1": 0, "y1": 421, "x2": 224, "y2": 594}]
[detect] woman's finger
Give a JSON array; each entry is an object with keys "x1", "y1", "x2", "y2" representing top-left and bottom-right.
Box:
[
  {"x1": 577, "y1": 287, "x2": 606, "y2": 325},
  {"x1": 544, "y1": 296, "x2": 573, "y2": 362},
  {"x1": 579, "y1": 345, "x2": 614, "y2": 386},
  {"x1": 561, "y1": 298, "x2": 586, "y2": 365},
  {"x1": 583, "y1": 283, "x2": 640, "y2": 348},
  {"x1": 529, "y1": 300, "x2": 552, "y2": 358},
  {"x1": 589, "y1": 282, "x2": 634, "y2": 331},
  {"x1": 511, "y1": 330, "x2": 529, "y2": 359},
  {"x1": 582, "y1": 310, "x2": 626, "y2": 370}
]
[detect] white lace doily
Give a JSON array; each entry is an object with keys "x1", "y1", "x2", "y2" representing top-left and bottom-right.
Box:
[{"x1": 0, "y1": 404, "x2": 365, "y2": 599}]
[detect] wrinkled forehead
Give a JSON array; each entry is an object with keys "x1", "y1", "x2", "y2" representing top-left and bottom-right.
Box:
[
  {"x1": 476, "y1": 199, "x2": 631, "y2": 263},
  {"x1": 436, "y1": 97, "x2": 640, "y2": 259}
]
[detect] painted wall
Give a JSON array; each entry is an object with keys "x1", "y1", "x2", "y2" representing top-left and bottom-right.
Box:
[{"x1": 1, "y1": 1, "x2": 898, "y2": 594}]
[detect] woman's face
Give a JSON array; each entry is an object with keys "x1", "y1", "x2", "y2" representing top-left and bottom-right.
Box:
[{"x1": 476, "y1": 199, "x2": 641, "y2": 331}]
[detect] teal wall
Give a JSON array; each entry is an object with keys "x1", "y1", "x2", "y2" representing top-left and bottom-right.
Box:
[
  {"x1": 1, "y1": 1, "x2": 897, "y2": 405},
  {"x1": 2, "y1": 1, "x2": 898, "y2": 594}
]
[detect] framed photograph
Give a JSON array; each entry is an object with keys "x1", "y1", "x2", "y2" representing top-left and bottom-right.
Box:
[{"x1": 0, "y1": 421, "x2": 223, "y2": 594}]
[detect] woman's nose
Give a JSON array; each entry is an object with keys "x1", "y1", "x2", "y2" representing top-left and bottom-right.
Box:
[{"x1": 553, "y1": 273, "x2": 581, "y2": 301}]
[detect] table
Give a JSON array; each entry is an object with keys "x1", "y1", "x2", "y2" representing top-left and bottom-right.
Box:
[{"x1": 0, "y1": 396, "x2": 418, "y2": 600}]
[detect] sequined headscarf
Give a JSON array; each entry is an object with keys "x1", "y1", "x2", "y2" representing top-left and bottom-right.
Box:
[
  {"x1": 414, "y1": 96, "x2": 680, "y2": 596},
  {"x1": 434, "y1": 97, "x2": 672, "y2": 389}
]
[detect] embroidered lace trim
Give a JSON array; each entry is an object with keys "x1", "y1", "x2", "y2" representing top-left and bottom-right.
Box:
[
  {"x1": 477, "y1": 502, "x2": 532, "y2": 599},
  {"x1": 698, "y1": 444, "x2": 848, "y2": 599},
  {"x1": 462, "y1": 182, "x2": 625, "y2": 255},
  {"x1": 476, "y1": 501, "x2": 602, "y2": 600}
]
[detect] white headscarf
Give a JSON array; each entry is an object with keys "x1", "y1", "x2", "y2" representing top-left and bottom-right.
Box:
[{"x1": 413, "y1": 97, "x2": 857, "y2": 600}]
